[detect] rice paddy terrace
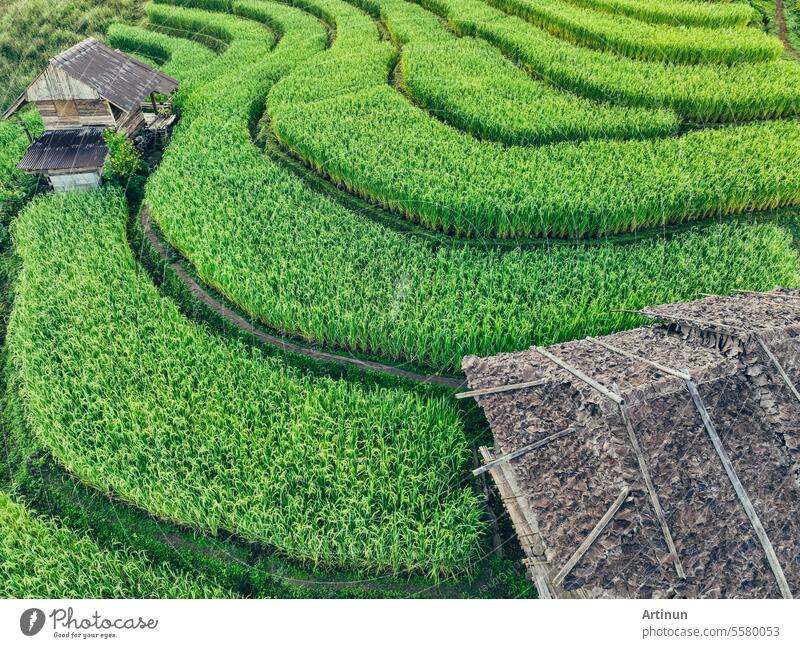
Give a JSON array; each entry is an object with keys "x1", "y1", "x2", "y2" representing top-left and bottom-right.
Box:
[{"x1": 2, "y1": 0, "x2": 800, "y2": 597}]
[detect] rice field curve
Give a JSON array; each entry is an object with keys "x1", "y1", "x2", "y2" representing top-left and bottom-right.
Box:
[
  {"x1": 9, "y1": 186, "x2": 484, "y2": 579},
  {"x1": 3, "y1": 0, "x2": 800, "y2": 600},
  {"x1": 136, "y1": 0, "x2": 799, "y2": 374},
  {"x1": 0, "y1": 492, "x2": 231, "y2": 598},
  {"x1": 3, "y1": 0, "x2": 501, "y2": 591},
  {"x1": 265, "y1": 0, "x2": 800, "y2": 238}
]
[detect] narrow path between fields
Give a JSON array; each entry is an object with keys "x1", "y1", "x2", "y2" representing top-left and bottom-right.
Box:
[
  {"x1": 777, "y1": 0, "x2": 800, "y2": 59},
  {"x1": 141, "y1": 207, "x2": 466, "y2": 389}
]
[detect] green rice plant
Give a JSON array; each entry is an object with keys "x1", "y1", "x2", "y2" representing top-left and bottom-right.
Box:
[
  {"x1": 145, "y1": 0, "x2": 328, "y2": 113},
  {"x1": 348, "y1": 0, "x2": 680, "y2": 144},
  {"x1": 140, "y1": 1, "x2": 800, "y2": 372},
  {"x1": 106, "y1": 22, "x2": 218, "y2": 82},
  {"x1": 484, "y1": 0, "x2": 780, "y2": 64},
  {"x1": 419, "y1": 0, "x2": 800, "y2": 121},
  {"x1": 282, "y1": 0, "x2": 381, "y2": 47},
  {"x1": 260, "y1": 0, "x2": 800, "y2": 237},
  {"x1": 270, "y1": 64, "x2": 800, "y2": 237},
  {"x1": 563, "y1": 0, "x2": 754, "y2": 28},
  {"x1": 9, "y1": 188, "x2": 483, "y2": 578},
  {"x1": 786, "y1": 0, "x2": 800, "y2": 53},
  {"x1": 0, "y1": 491, "x2": 230, "y2": 597},
  {"x1": 401, "y1": 37, "x2": 679, "y2": 145}
]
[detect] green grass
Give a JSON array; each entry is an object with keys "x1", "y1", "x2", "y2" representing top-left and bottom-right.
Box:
[
  {"x1": 9, "y1": 186, "x2": 483, "y2": 578},
  {"x1": 484, "y1": 0, "x2": 779, "y2": 64},
  {"x1": 0, "y1": 491, "x2": 231, "y2": 597}
]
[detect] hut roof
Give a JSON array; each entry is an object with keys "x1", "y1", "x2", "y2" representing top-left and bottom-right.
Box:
[
  {"x1": 3, "y1": 37, "x2": 179, "y2": 118},
  {"x1": 18, "y1": 127, "x2": 108, "y2": 173},
  {"x1": 462, "y1": 288, "x2": 800, "y2": 598},
  {"x1": 49, "y1": 38, "x2": 178, "y2": 113}
]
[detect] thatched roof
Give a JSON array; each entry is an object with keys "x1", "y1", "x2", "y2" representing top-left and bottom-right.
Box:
[{"x1": 463, "y1": 288, "x2": 800, "y2": 598}]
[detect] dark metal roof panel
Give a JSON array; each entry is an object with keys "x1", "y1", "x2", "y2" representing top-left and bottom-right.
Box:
[
  {"x1": 50, "y1": 37, "x2": 179, "y2": 113},
  {"x1": 18, "y1": 128, "x2": 108, "y2": 172}
]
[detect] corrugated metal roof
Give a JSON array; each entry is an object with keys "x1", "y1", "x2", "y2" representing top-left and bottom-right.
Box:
[
  {"x1": 18, "y1": 128, "x2": 108, "y2": 172},
  {"x1": 50, "y1": 37, "x2": 179, "y2": 113}
]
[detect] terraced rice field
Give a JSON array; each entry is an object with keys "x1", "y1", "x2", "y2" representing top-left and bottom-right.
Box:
[{"x1": 1, "y1": 0, "x2": 800, "y2": 598}]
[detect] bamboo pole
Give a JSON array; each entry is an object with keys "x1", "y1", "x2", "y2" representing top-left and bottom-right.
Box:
[
  {"x1": 553, "y1": 486, "x2": 630, "y2": 587},
  {"x1": 480, "y1": 447, "x2": 555, "y2": 598},
  {"x1": 456, "y1": 378, "x2": 547, "y2": 400},
  {"x1": 589, "y1": 337, "x2": 691, "y2": 381},
  {"x1": 472, "y1": 428, "x2": 575, "y2": 477},
  {"x1": 611, "y1": 383, "x2": 685, "y2": 579},
  {"x1": 757, "y1": 339, "x2": 800, "y2": 405},
  {"x1": 534, "y1": 347, "x2": 623, "y2": 405},
  {"x1": 685, "y1": 378, "x2": 792, "y2": 599}
]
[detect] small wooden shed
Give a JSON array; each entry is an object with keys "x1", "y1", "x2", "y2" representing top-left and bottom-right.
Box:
[{"x1": 3, "y1": 37, "x2": 178, "y2": 191}]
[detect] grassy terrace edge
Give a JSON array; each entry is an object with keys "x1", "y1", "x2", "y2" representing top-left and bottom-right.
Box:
[
  {"x1": 264, "y1": 0, "x2": 800, "y2": 238},
  {"x1": 9, "y1": 187, "x2": 485, "y2": 578},
  {"x1": 0, "y1": 491, "x2": 232, "y2": 598},
  {"x1": 135, "y1": 0, "x2": 800, "y2": 374}
]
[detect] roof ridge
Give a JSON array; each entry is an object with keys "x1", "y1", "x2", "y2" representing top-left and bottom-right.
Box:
[{"x1": 46, "y1": 37, "x2": 179, "y2": 113}]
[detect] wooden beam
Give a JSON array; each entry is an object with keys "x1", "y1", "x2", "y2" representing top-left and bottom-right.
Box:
[
  {"x1": 757, "y1": 339, "x2": 800, "y2": 405},
  {"x1": 611, "y1": 383, "x2": 685, "y2": 579},
  {"x1": 455, "y1": 378, "x2": 547, "y2": 400},
  {"x1": 685, "y1": 378, "x2": 792, "y2": 599},
  {"x1": 589, "y1": 337, "x2": 691, "y2": 381},
  {"x1": 472, "y1": 428, "x2": 575, "y2": 477},
  {"x1": 15, "y1": 116, "x2": 33, "y2": 144},
  {"x1": 480, "y1": 447, "x2": 556, "y2": 598},
  {"x1": 729, "y1": 289, "x2": 800, "y2": 309},
  {"x1": 534, "y1": 347, "x2": 624, "y2": 405},
  {"x1": 655, "y1": 312, "x2": 736, "y2": 332},
  {"x1": 2, "y1": 91, "x2": 28, "y2": 120},
  {"x1": 553, "y1": 486, "x2": 630, "y2": 587}
]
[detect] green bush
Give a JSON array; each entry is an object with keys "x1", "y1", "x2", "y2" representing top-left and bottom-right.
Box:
[{"x1": 103, "y1": 130, "x2": 142, "y2": 180}]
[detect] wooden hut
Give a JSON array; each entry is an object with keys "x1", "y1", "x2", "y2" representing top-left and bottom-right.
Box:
[{"x1": 3, "y1": 37, "x2": 178, "y2": 191}]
